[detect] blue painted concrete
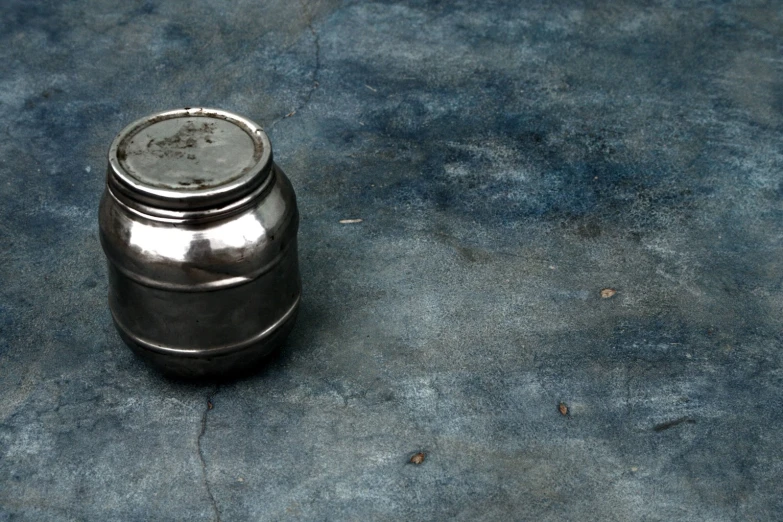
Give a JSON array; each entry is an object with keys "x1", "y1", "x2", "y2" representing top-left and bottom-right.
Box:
[{"x1": 1, "y1": 1, "x2": 782, "y2": 520}]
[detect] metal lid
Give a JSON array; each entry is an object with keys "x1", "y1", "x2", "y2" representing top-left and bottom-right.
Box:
[{"x1": 108, "y1": 108, "x2": 272, "y2": 210}]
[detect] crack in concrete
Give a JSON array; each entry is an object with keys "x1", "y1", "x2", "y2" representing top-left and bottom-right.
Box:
[
  {"x1": 197, "y1": 387, "x2": 220, "y2": 522},
  {"x1": 269, "y1": 0, "x2": 321, "y2": 130}
]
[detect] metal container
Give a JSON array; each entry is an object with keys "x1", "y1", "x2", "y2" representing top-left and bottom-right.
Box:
[{"x1": 99, "y1": 108, "x2": 301, "y2": 378}]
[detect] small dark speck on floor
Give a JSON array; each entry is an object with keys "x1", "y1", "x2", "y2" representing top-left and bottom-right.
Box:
[{"x1": 653, "y1": 417, "x2": 696, "y2": 432}]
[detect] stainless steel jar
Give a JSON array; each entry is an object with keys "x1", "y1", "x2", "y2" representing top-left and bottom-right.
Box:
[{"x1": 99, "y1": 108, "x2": 300, "y2": 378}]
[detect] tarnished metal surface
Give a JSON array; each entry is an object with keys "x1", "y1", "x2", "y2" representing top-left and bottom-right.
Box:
[{"x1": 100, "y1": 109, "x2": 301, "y2": 377}]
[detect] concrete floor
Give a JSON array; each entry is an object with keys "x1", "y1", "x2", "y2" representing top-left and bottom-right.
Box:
[{"x1": 1, "y1": 1, "x2": 782, "y2": 520}]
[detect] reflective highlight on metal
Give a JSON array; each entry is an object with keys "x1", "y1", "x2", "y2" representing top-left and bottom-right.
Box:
[{"x1": 99, "y1": 108, "x2": 301, "y2": 377}]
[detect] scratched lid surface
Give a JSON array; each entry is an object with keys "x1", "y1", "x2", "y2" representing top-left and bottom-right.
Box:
[{"x1": 108, "y1": 108, "x2": 272, "y2": 210}]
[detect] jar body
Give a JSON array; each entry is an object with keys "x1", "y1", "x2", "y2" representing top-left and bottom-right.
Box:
[{"x1": 99, "y1": 164, "x2": 300, "y2": 377}]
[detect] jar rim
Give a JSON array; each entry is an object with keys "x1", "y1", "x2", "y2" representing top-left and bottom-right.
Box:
[{"x1": 107, "y1": 108, "x2": 273, "y2": 211}]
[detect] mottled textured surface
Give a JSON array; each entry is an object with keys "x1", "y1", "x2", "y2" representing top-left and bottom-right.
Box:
[{"x1": 1, "y1": 1, "x2": 782, "y2": 520}]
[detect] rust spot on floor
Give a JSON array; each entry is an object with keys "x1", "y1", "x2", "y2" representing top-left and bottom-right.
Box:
[{"x1": 410, "y1": 452, "x2": 425, "y2": 465}]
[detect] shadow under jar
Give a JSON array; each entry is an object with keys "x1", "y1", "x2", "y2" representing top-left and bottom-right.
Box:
[{"x1": 99, "y1": 108, "x2": 301, "y2": 378}]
